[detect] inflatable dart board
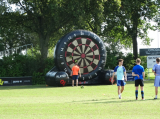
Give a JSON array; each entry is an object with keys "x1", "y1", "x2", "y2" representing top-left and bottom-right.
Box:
[{"x1": 54, "y1": 30, "x2": 106, "y2": 81}]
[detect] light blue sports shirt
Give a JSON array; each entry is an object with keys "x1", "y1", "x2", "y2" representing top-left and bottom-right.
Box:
[
  {"x1": 153, "y1": 64, "x2": 160, "y2": 76},
  {"x1": 114, "y1": 66, "x2": 126, "y2": 80}
]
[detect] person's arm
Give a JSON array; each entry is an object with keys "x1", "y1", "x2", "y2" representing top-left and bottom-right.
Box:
[
  {"x1": 152, "y1": 65, "x2": 156, "y2": 76},
  {"x1": 142, "y1": 72, "x2": 145, "y2": 81},
  {"x1": 70, "y1": 71, "x2": 72, "y2": 76},
  {"x1": 152, "y1": 69, "x2": 156, "y2": 75},
  {"x1": 111, "y1": 72, "x2": 116, "y2": 84},
  {"x1": 124, "y1": 71, "x2": 127, "y2": 81},
  {"x1": 132, "y1": 72, "x2": 139, "y2": 78},
  {"x1": 79, "y1": 69, "x2": 81, "y2": 77}
]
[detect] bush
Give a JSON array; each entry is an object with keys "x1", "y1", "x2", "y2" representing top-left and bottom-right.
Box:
[{"x1": 0, "y1": 54, "x2": 55, "y2": 84}]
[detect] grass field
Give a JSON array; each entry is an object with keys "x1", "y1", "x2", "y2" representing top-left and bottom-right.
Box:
[{"x1": 0, "y1": 80, "x2": 160, "y2": 119}]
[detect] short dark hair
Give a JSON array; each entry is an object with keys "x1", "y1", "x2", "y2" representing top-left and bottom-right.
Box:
[
  {"x1": 118, "y1": 59, "x2": 123, "y2": 62},
  {"x1": 136, "y1": 58, "x2": 141, "y2": 63},
  {"x1": 75, "y1": 63, "x2": 78, "y2": 65},
  {"x1": 156, "y1": 58, "x2": 160, "y2": 62}
]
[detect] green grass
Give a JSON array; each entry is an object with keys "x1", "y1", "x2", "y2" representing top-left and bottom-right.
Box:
[{"x1": 0, "y1": 81, "x2": 160, "y2": 119}]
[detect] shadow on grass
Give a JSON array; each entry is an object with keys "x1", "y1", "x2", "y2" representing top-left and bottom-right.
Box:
[{"x1": 71, "y1": 97, "x2": 157, "y2": 104}]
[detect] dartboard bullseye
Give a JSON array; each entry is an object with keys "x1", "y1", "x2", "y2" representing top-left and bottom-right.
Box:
[
  {"x1": 65, "y1": 37, "x2": 100, "y2": 75},
  {"x1": 54, "y1": 30, "x2": 106, "y2": 81}
]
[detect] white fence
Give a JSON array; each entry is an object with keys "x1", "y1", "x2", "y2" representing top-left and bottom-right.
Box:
[{"x1": 0, "y1": 44, "x2": 33, "y2": 58}]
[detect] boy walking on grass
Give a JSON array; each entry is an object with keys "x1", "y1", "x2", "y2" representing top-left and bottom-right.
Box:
[
  {"x1": 111, "y1": 59, "x2": 127, "y2": 99},
  {"x1": 132, "y1": 58, "x2": 145, "y2": 100},
  {"x1": 152, "y1": 58, "x2": 160, "y2": 99}
]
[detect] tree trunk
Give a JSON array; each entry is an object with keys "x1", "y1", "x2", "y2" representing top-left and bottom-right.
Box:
[
  {"x1": 39, "y1": 34, "x2": 49, "y2": 60},
  {"x1": 132, "y1": 35, "x2": 138, "y2": 60},
  {"x1": 132, "y1": 10, "x2": 139, "y2": 60}
]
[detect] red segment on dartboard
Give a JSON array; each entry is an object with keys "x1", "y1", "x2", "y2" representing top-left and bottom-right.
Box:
[
  {"x1": 68, "y1": 42, "x2": 72, "y2": 47},
  {"x1": 76, "y1": 37, "x2": 81, "y2": 40},
  {"x1": 81, "y1": 53, "x2": 86, "y2": 58}
]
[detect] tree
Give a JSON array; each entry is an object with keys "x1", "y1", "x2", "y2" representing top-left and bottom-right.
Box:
[
  {"x1": 3, "y1": 0, "x2": 104, "y2": 60},
  {"x1": 103, "y1": 0, "x2": 159, "y2": 59},
  {"x1": 119, "y1": 0, "x2": 158, "y2": 59}
]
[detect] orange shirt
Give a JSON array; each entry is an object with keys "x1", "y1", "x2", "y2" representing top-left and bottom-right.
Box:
[{"x1": 72, "y1": 65, "x2": 80, "y2": 75}]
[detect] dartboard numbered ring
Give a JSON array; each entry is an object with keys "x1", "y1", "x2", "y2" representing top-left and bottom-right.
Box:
[{"x1": 54, "y1": 30, "x2": 106, "y2": 81}]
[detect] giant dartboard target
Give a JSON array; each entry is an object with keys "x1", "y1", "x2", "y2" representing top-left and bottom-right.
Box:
[{"x1": 54, "y1": 30, "x2": 106, "y2": 81}]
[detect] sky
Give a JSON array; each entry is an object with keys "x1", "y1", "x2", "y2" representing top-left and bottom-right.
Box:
[
  {"x1": 122, "y1": 29, "x2": 160, "y2": 54},
  {"x1": 138, "y1": 30, "x2": 160, "y2": 49}
]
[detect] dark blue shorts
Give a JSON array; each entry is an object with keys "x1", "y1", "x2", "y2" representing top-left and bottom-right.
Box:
[
  {"x1": 117, "y1": 80, "x2": 125, "y2": 86},
  {"x1": 72, "y1": 75, "x2": 79, "y2": 80}
]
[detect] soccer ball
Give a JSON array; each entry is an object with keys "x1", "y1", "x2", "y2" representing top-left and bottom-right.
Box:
[{"x1": 81, "y1": 85, "x2": 84, "y2": 89}]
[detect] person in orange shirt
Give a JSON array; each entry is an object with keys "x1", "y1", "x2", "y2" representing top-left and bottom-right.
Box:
[{"x1": 70, "y1": 63, "x2": 81, "y2": 87}]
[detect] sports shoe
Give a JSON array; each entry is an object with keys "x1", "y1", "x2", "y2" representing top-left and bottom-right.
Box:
[
  {"x1": 142, "y1": 98, "x2": 145, "y2": 100},
  {"x1": 136, "y1": 98, "x2": 138, "y2": 100},
  {"x1": 154, "y1": 98, "x2": 157, "y2": 99},
  {"x1": 119, "y1": 96, "x2": 122, "y2": 99}
]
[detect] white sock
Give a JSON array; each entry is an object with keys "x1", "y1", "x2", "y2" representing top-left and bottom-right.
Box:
[{"x1": 155, "y1": 95, "x2": 157, "y2": 98}]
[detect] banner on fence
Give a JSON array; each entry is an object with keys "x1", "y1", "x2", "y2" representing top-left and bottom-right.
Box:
[
  {"x1": 0, "y1": 77, "x2": 32, "y2": 86},
  {"x1": 140, "y1": 48, "x2": 160, "y2": 56},
  {"x1": 147, "y1": 55, "x2": 160, "y2": 68}
]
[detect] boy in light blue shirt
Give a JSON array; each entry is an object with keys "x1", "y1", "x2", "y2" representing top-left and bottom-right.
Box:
[
  {"x1": 111, "y1": 59, "x2": 127, "y2": 99},
  {"x1": 152, "y1": 58, "x2": 160, "y2": 99}
]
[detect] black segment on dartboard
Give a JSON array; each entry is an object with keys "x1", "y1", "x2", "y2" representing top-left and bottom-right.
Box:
[
  {"x1": 91, "y1": 62, "x2": 97, "y2": 69},
  {"x1": 92, "y1": 45, "x2": 98, "y2": 50},
  {"x1": 85, "y1": 49, "x2": 93, "y2": 55},
  {"x1": 94, "y1": 55, "x2": 100, "y2": 60},
  {"x1": 77, "y1": 38, "x2": 82, "y2": 44},
  {"x1": 67, "y1": 60, "x2": 73, "y2": 66},
  {"x1": 83, "y1": 68, "x2": 88, "y2": 74},
  {"x1": 86, "y1": 39, "x2": 91, "y2": 45},
  {"x1": 85, "y1": 58, "x2": 92, "y2": 65},
  {"x1": 68, "y1": 43, "x2": 75, "y2": 49},
  {"x1": 77, "y1": 59, "x2": 82, "y2": 66},
  {"x1": 65, "y1": 52, "x2": 72, "y2": 57},
  {"x1": 73, "y1": 54, "x2": 80, "y2": 56},
  {"x1": 86, "y1": 55, "x2": 94, "y2": 58}
]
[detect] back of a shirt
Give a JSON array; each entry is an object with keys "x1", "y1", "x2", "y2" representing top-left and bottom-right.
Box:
[
  {"x1": 72, "y1": 66, "x2": 80, "y2": 75},
  {"x1": 132, "y1": 65, "x2": 144, "y2": 80},
  {"x1": 153, "y1": 64, "x2": 160, "y2": 75}
]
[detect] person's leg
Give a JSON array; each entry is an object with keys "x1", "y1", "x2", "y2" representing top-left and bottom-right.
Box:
[
  {"x1": 154, "y1": 76, "x2": 160, "y2": 99},
  {"x1": 140, "y1": 86, "x2": 144, "y2": 100},
  {"x1": 140, "y1": 80, "x2": 144, "y2": 100},
  {"x1": 135, "y1": 80, "x2": 139, "y2": 100},
  {"x1": 121, "y1": 80, "x2": 125, "y2": 93},
  {"x1": 135, "y1": 86, "x2": 139, "y2": 100},
  {"x1": 117, "y1": 80, "x2": 121, "y2": 99},
  {"x1": 72, "y1": 80, "x2": 74, "y2": 87},
  {"x1": 118, "y1": 86, "x2": 122, "y2": 99},
  {"x1": 121, "y1": 86, "x2": 124, "y2": 93},
  {"x1": 76, "y1": 79, "x2": 78, "y2": 86},
  {"x1": 155, "y1": 87, "x2": 158, "y2": 99}
]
